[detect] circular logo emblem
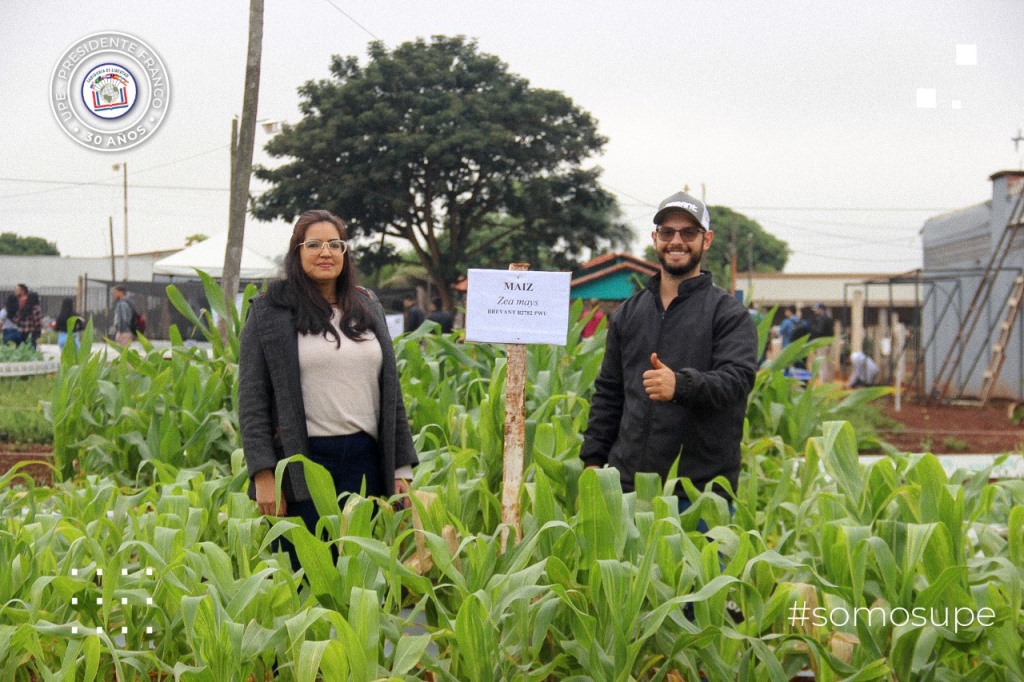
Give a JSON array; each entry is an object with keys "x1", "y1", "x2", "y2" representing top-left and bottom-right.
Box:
[
  {"x1": 50, "y1": 31, "x2": 171, "y2": 152},
  {"x1": 81, "y1": 64, "x2": 138, "y2": 119}
]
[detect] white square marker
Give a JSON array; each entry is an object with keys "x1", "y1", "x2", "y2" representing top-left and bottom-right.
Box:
[
  {"x1": 122, "y1": 569, "x2": 128, "y2": 576},
  {"x1": 121, "y1": 626, "x2": 128, "y2": 634},
  {"x1": 96, "y1": 627, "x2": 103, "y2": 634},
  {"x1": 146, "y1": 626, "x2": 153, "y2": 634},
  {"x1": 146, "y1": 568, "x2": 153, "y2": 576},
  {"x1": 146, "y1": 597, "x2": 153, "y2": 605},
  {"x1": 956, "y1": 44, "x2": 977, "y2": 66},
  {"x1": 97, "y1": 569, "x2": 103, "y2": 577},
  {"x1": 916, "y1": 88, "x2": 937, "y2": 108},
  {"x1": 96, "y1": 598, "x2": 103, "y2": 605},
  {"x1": 121, "y1": 598, "x2": 128, "y2": 605},
  {"x1": 71, "y1": 597, "x2": 78, "y2": 605},
  {"x1": 72, "y1": 569, "x2": 79, "y2": 576},
  {"x1": 71, "y1": 626, "x2": 78, "y2": 634},
  {"x1": 952, "y1": 100, "x2": 962, "y2": 109}
]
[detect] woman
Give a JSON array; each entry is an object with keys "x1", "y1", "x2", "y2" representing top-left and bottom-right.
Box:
[
  {"x1": 16, "y1": 291, "x2": 43, "y2": 349},
  {"x1": 1, "y1": 295, "x2": 22, "y2": 345},
  {"x1": 55, "y1": 297, "x2": 84, "y2": 351},
  {"x1": 238, "y1": 209, "x2": 417, "y2": 567}
]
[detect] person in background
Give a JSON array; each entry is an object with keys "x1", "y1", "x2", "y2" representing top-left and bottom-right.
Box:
[
  {"x1": 426, "y1": 296, "x2": 454, "y2": 333},
  {"x1": 14, "y1": 283, "x2": 28, "y2": 312},
  {"x1": 110, "y1": 285, "x2": 137, "y2": 347},
  {"x1": 580, "y1": 299, "x2": 605, "y2": 338},
  {"x1": 809, "y1": 302, "x2": 833, "y2": 339},
  {"x1": 402, "y1": 293, "x2": 425, "y2": 333},
  {"x1": 1, "y1": 295, "x2": 22, "y2": 345},
  {"x1": 55, "y1": 297, "x2": 84, "y2": 351},
  {"x1": 778, "y1": 306, "x2": 797, "y2": 347},
  {"x1": 847, "y1": 351, "x2": 879, "y2": 388},
  {"x1": 238, "y1": 209, "x2": 418, "y2": 570},
  {"x1": 580, "y1": 190, "x2": 758, "y2": 520},
  {"x1": 16, "y1": 290, "x2": 43, "y2": 349}
]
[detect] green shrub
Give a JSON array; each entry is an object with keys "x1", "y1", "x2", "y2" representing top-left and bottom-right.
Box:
[
  {"x1": 0, "y1": 375, "x2": 54, "y2": 444},
  {"x1": 0, "y1": 342, "x2": 44, "y2": 362}
]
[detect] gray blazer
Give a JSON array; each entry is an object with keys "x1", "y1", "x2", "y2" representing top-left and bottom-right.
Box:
[{"x1": 238, "y1": 284, "x2": 417, "y2": 501}]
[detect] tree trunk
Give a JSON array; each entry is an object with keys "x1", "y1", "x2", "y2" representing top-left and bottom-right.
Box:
[{"x1": 222, "y1": 0, "x2": 264, "y2": 325}]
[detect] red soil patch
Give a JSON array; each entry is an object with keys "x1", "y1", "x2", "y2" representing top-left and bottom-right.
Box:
[
  {"x1": 874, "y1": 397, "x2": 1024, "y2": 454},
  {"x1": 0, "y1": 444, "x2": 54, "y2": 486}
]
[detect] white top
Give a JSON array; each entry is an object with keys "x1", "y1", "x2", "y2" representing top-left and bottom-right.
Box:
[
  {"x1": 849, "y1": 351, "x2": 879, "y2": 386},
  {"x1": 297, "y1": 308, "x2": 382, "y2": 438}
]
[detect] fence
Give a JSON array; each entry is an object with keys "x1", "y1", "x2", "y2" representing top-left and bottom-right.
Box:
[
  {"x1": 2, "y1": 280, "x2": 418, "y2": 341},
  {"x1": 2, "y1": 280, "x2": 209, "y2": 341}
]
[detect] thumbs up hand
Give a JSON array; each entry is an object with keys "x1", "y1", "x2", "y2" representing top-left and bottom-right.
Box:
[{"x1": 643, "y1": 352, "x2": 676, "y2": 402}]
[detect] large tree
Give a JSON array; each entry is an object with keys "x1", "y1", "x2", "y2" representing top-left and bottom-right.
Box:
[
  {"x1": 643, "y1": 206, "x2": 788, "y2": 291},
  {"x1": 252, "y1": 36, "x2": 630, "y2": 308},
  {"x1": 0, "y1": 232, "x2": 60, "y2": 256}
]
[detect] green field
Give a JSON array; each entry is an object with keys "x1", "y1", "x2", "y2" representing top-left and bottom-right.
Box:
[{"x1": 0, "y1": 374, "x2": 55, "y2": 445}]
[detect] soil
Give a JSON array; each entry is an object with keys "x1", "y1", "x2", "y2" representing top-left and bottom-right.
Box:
[
  {"x1": 0, "y1": 444, "x2": 54, "y2": 486},
  {"x1": 872, "y1": 397, "x2": 1024, "y2": 454}
]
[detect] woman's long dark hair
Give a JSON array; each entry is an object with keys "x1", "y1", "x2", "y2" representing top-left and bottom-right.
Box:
[
  {"x1": 56, "y1": 297, "x2": 75, "y2": 329},
  {"x1": 268, "y1": 209, "x2": 372, "y2": 346}
]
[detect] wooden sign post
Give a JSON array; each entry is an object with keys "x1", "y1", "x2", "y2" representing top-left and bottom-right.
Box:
[
  {"x1": 502, "y1": 263, "x2": 529, "y2": 551},
  {"x1": 464, "y1": 265, "x2": 572, "y2": 551}
]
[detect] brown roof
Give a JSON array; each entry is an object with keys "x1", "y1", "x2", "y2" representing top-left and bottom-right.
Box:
[
  {"x1": 571, "y1": 260, "x2": 657, "y2": 287},
  {"x1": 579, "y1": 252, "x2": 657, "y2": 271}
]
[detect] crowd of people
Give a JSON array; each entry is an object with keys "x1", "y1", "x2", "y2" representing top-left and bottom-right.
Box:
[
  {"x1": 1, "y1": 283, "x2": 44, "y2": 349},
  {"x1": 0, "y1": 283, "x2": 146, "y2": 351}
]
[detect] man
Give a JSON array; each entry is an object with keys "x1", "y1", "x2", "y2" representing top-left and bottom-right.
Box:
[
  {"x1": 580, "y1": 190, "x2": 758, "y2": 510},
  {"x1": 809, "y1": 303, "x2": 833, "y2": 339},
  {"x1": 426, "y1": 297, "x2": 454, "y2": 333},
  {"x1": 778, "y1": 306, "x2": 797, "y2": 347},
  {"x1": 402, "y1": 293, "x2": 425, "y2": 333},
  {"x1": 111, "y1": 284, "x2": 136, "y2": 347},
  {"x1": 847, "y1": 351, "x2": 879, "y2": 388}
]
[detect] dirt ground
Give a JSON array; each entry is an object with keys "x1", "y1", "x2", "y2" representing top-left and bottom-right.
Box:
[
  {"x1": 873, "y1": 397, "x2": 1024, "y2": 454},
  {"x1": 0, "y1": 444, "x2": 54, "y2": 486}
]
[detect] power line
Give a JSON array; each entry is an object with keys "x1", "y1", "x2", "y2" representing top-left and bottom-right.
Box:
[
  {"x1": 320, "y1": 0, "x2": 380, "y2": 41},
  {"x1": 735, "y1": 206, "x2": 950, "y2": 213},
  {"x1": 0, "y1": 144, "x2": 231, "y2": 200},
  {"x1": 600, "y1": 183, "x2": 955, "y2": 214}
]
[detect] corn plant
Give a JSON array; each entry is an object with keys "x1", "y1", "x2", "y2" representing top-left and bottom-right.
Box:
[{"x1": 42, "y1": 273, "x2": 254, "y2": 484}]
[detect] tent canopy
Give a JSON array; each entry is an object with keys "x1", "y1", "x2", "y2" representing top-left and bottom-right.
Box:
[{"x1": 152, "y1": 234, "x2": 281, "y2": 279}]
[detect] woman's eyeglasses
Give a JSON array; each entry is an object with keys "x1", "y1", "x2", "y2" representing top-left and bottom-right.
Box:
[
  {"x1": 654, "y1": 226, "x2": 706, "y2": 242},
  {"x1": 297, "y1": 239, "x2": 348, "y2": 253}
]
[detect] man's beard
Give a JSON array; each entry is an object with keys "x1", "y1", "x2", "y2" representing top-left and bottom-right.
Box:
[{"x1": 658, "y1": 247, "x2": 703, "y2": 278}]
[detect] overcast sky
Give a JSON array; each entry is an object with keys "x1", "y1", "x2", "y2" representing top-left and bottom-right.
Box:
[{"x1": 2, "y1": 0, "x2": 1022, "y2": 274}]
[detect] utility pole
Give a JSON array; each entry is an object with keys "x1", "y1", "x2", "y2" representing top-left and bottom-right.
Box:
[
  {"x1": 222, "y1": 0, "x2": 265, "y2": 318},
  {"x1": 112, "y1": 163, "x2": 128, "y2": 282},
  {"x1": 108, "y1": 216, "x2": 116, "y2": 281},
  {"x1": 747, "y1": 232, "x2": 754, "y2": 299},
  {"x1": 729, "y1": 232, "x2": 737, "y2": 295}
]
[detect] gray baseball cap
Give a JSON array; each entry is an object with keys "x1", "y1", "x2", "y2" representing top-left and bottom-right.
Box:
[{"x1": 653, "y1": 191, "x2": 711, "y2": 229}]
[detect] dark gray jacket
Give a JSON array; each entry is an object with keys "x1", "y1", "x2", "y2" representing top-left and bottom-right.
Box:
[
  {"x1": 238, "y1": 284, "x2": 417, "y2": 501},
  {"x1": 580, "y1": 272, "x2": 757, "y2": 495}
]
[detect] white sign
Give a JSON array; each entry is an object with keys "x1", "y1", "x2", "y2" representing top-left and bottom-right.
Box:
[
  {"x1": 385, "y1": 313, "x2": 404, "y2": 339},
  {"x1": 465, "y1": 269, "x2": 571, "y2": 345}
]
